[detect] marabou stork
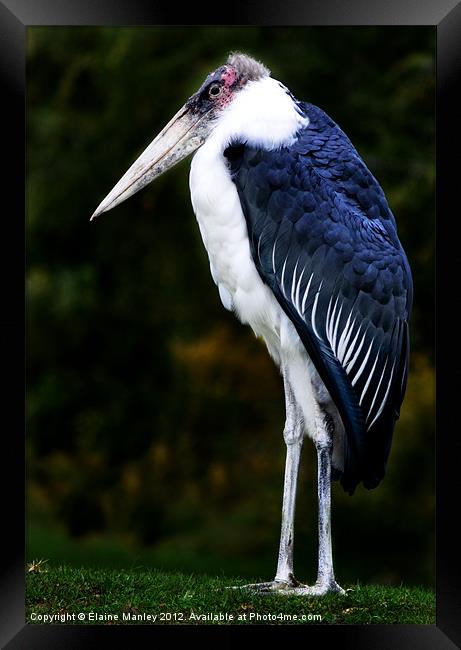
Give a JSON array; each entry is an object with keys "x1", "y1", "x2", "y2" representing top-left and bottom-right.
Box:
[{"x1": 92, "y1": 53, "x2": 413, "y2": 595}]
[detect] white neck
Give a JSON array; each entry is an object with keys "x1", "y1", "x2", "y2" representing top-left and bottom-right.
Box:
[{"x1": 208, "y1": 76, "x2": 308, "y2": 152}]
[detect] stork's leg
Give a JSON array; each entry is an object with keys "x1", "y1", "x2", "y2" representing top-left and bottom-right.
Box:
[
  {"x1": 237, "y1": 376, "x2": 345, "y2": 596},
  {"x1": 265, "y1": 409, "x2": 344, "y2": 596},
  {"x1": 313, "y1": 441, "x2": 345, "y2": 595},
  {"x1": 241, "y1": 372, "x2": 305, "y2": 592},
  {"x1": 244, "y1": 408, "x2": 345, "y2": 596},
  {"x1": 309, "y1": 410, "x2": 345, "y2": 595},
  {"x1": 274, "y1": 377, "x2": 303, "y2": 586}
]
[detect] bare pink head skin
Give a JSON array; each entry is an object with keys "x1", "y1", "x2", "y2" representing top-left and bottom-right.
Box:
[{"x1": 185, "y1": 53, "x2": 270, "y2": 116}]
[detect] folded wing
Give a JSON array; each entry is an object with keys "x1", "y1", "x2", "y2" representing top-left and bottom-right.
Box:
[{"x1": 225, "y1": 105, "x2": 413, "y2": 493}]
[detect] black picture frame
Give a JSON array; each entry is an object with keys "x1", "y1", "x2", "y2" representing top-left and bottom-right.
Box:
[{"x1": 1, "y1": 1, "x2": 459, "y2": 647}]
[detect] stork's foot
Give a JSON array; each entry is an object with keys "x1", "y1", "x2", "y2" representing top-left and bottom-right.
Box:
[
  {"x1": 291, "y1": 579, "x2": 346, "y2": 596},
  {"x1": 237, "y1": 573, "x2": 303, "y2": 593},
  {"x1": 236, "y1": 576, "x2": 345, "y2": 596}
]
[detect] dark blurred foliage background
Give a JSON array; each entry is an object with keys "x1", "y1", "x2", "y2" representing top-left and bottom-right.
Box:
[{"x1": 26, "y1": 27, "x2": 435, "y2": 586}]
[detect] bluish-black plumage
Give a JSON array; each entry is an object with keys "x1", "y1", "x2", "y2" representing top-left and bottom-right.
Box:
[{"x1": 225, "y1": 103, "x2": 413, "y2": 495}]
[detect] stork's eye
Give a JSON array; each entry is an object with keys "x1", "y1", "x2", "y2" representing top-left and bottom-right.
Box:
[{"x1": 209, "y1": 83, "x2": 222, "y2": 98}]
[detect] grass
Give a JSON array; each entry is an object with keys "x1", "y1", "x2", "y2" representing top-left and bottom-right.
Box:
[{"x1": 26, "y1": 564, "x2": 435, "y2": 625}]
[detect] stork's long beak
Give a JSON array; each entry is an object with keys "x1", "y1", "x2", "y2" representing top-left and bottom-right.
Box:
[{"x1": 91, "y1": 103, "x2": 209, "y2": 220}]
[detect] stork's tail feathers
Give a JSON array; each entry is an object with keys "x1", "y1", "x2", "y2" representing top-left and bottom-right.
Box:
[{"x1": 337, "y1": 420, "x2": 395, "y2": 495}]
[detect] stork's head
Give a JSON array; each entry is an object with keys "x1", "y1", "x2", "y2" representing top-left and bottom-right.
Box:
[{"x1": 91, "y1": 53, "x2": 273, "y2": 219}]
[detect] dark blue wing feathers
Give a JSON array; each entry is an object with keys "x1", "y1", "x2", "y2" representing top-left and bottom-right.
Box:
[{"x1": 226, "y1": 102, "x2": 413, "y2": 494}]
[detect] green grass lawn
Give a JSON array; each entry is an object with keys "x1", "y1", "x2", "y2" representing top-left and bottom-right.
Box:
[{"x1": 26, "y1": 565, "x2": 435, "y2": 625}]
